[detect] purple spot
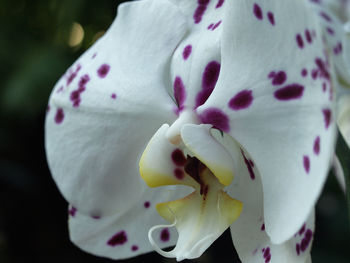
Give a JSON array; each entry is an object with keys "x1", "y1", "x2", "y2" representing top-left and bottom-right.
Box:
[
  {"x1": 241, "y1": 149, "x2": 255, "y2": 180},
  {"x1": 195, "y1": 61, "x2": 220, "y2": 108},
  {"x1": 66, "y1": 64, "x2": 81, "y2": 86},
  {"x1": 298, "y1": 223, "x2": 306, "y2": 235},
  {"x1": 79, "y1": 74, "x2": 90, "y2": 89},
  {"x1": 56, "y1": 86, "x2": 64, "y2": 93},
  {"x1": 228, "y1": 90, "x2": 253, "y2": 111},
  {"x1": 296, "y1": 243, "x2": 301, "y2": 255},
  {"x1": 131, "y1": 245, "x2": 139, "y2": 252},
  {"x1": 322, "y1": 82, "x2": 327, "y2": 92},
  {"x1": 311, "y1": 69, "x2": 318, "y2": 80},
  {"x1": 193, "y1": 0, "x2": 210, "y2": 24},
  {"x1": 268, "y1": 71, "x2": 275, "y2": 78},
  {"x1": 55, "y1": 108, "x2": 65, "y2": 124},
  {"x1": 274, "y1": 84, "x2": 304, "y2": 101},
  {"x1": 303, "y1": 155, "x2": 310, "y2": 174},
  {"x1": 172, "y1": 149, "x2": 187, "y2": 166},
  {"x1": 174, "y1": 76, "x2": 186, "y2": 113},
  {"x1": 296, "y1": 34, "x2": 304, "y2": 49},
  {"x1": 305, "y1": 29, "x2": 312, "y2": 43},
  {"x1": 262, "y1": 247, "x2": 271, "y2": 263},
  {"x1": 91, "y1": 215, "x2": 101, "y2": 219},
  {"x1": 267, "y1": 12, "x2": 275, "y2": 25},
  {"x1": 160, "y1": 228, "x2": 170, "y2": 242},
  {"x1": 207, "y1": 23, "x2": 214, "y2": 30},
  {"x1": 301, "y1": 68, "x2": 308, "y2": 77},
  {"x1": 253, "y1": 3, "x2": 263, "y2": 20},
  {"x1": 174, "y1": 168, "x2": 185, "y2": 180},
  {"x1": 322, "y1": 108, "x2": 331, "y2": 129},
  {"x1": 315, "y1": 58, "x2": 330, "y2": 80},
  {"x1": 216, "y1": 0, "x2": 224, "y2": 8},
  {"x1": 144, "y1": 201, "x2": 150, "y2": 208},
  {"x1": 70, "y1": 74, "x2": 90, "y2": 108},
  {"x1": 261, "y1": 223, "x2": 265, "y2": 231},
  {"x1": 300, "y1": 229, "x2": 313, "y2": 252},
  {"x1": 272, "y1": 71, "x2": 287, "y2": 85},
  {"x1": 97, "y1": 64, "x2": 110, "y2": 78},
  {"x1": 111, "y1": 93, "x2": 117, "y2": 99},
  {"x1": 326, "y1": 27, "x2": 334, "y2": 35},
  {"x1": 69, "y1": 206, "x2": 77, "y2": 217},
  {"x1": 92, "y1": 52, "x2": 97, "y2": 59},
  {"x1": 313, "y1": 136, "x2": 320, "y2": 155},
  {"x1": 198, "y1": 108, "x2": 230, "y2": 132},
  {"x1": 107, "y1": 231, "x2": 127, "y2": 247},
  {"x1": 182, "y1": 45, "x2": 192, "y2": 60},
  {"x1": 212, "y1": 20, "x2": 222, "y2": 30},
  {"x1": 333, "y1": 42, "x2": 343, "y2": 55},
  {"x1": 320, "y1": 11, "x2": 332, "y2": 22}
]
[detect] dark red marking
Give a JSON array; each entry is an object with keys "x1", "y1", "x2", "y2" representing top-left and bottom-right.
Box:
[
  {"x1": 272, "y1": 71, "x2": 287, "y2": 86},
  {"x1": 107, "y1": 231, "x2": 127, "y2": 247},
  {"x1": 193, "y1": 0, "x2": 210, "y2": 24},
  {"x1": 303, "y1": 155, "x2": 310, "y2": 174},
  {"x1": 97, "y1": 64, "x2": 110, "y2": 78},
  {"x1": 144, "y1": 201, "x2": 150, "y2": 208},
  {"x1": 313, "y1": 136, "x2": 320, "y2": 155},
  {"x1": 241, "y1": 149, "x2": 255, "y2": 180},
  {"x1": 55, "y1": 108, "x2": 65, "y2": 124},
  {"x1": 174, "y1": 76, "x2": 186, "y2": 113},
  {"x1": 322, "y1": 108, "x2": 331, "y2": 129},
  {"x1": 274, "y1": 84, "x2": 304, "y2": 101},
  {"x1": 160, "y1": 228, "x2": 170, "y2": 242},
  {"x1": 171, "y1": 149, "x2": 187, "y2": 166},
  {"x1": 296, "y1": 34, "x2": 304, "y2": 49},
  {"x1": 198, "y1": 108, "x2": 230, "y2": 132},
  {"x1": 174, "y1": 168, "x2": 185, "y2": 180},
  {"x1": 182, "y1": 45, "x2": 192, "y2": 60},
  {"x1": 228, "y1": 90, "x2": 253, "y2": 111},
  {"x1": 216, "y1": 0, "x2": 224, "y2": 8},
  {"x1": 267, "y1": 12, "x2": 275, "y2": 25},
  {"x1": 131, "y1": 245, "x2": 139, "y2": 251},
  {"x1": 69, "y1": 206, "x2": 77, "y2": 217},
  {"x1": 253, "y1": 3, "x2": 263, "y2": 20}
]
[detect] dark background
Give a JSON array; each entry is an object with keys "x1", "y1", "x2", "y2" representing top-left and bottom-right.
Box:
[{"x1": 0, "y1": 0, "x2": 349, "y2": 262}]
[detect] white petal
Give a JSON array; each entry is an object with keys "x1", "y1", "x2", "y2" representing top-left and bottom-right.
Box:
[
  {"x1": 212, "y1": 130, "x2": 314, "y2": 263},
  {"x1": 68, "y1": 185, "x2": 191, "y2": 260},
  {"x1": 45, "y1": 0, "x2": 187, "y2": 216},
  {"x1": 197, "y1": 0, "x2": 336, "y2": 243}
]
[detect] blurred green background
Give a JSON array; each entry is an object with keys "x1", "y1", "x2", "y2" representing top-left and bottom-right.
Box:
[{"x1": 0, "y1": 0, "x2": 349, "y2": 262}]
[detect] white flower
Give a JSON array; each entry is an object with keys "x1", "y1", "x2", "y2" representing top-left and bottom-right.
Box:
[{"x1": 45, "y1": 0, "x2": 338, "y2": 262}]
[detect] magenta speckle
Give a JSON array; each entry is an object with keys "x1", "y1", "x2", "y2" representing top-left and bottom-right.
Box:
[
  {"x1": 216, "y1": 0, "x2": 224, "y2": 8},
  {"x1": 193, "y1": 0, "x2": 210, "y2": 24},
  {"x1": 199, "y1": 108, "x2": 230, "y2": 132},
  {"x1": 322, "y1": 82, "x2": 327, "y2": 92},
  {"x1": 91, "y1": 215, "x2": 101, "y2": 219},
  {"x1": 301, "y1": 68, "x2": 308, "y2": 77},
  {"x1": 107, "y1": 231, "x2": 127, "y2": 247},
  {"x1": 92, "y1": 52, "x2": 97, "y2": 59},
  {"x1": 174, "y1": 76, "x2": 186, "y2": 113},
  {"x1": 66, "y1": 64, "x2": 81, "y2": 86},
  {"x1": 241, "y1": 149, "x2": 255, "y2": 180},
  {"x1": 272, "y1": 71, "x2": 287, "y2": 86},
  {"x1": 313, "y1": 136, "x2": 320, "y2": 155},
  {"x1": 195, "y1": 61, "x2": 220, "y2": 108},
  {"x1": 303, "y1": 155, "x2": 310, "y2": 174},
  {"x1": 182, "y1": 45, "x2": 192, "y2": 60},
  {"x1": 305, "y1": 29, "x2": 312, "y2": 43},
  {"x1": 261, "y1": 223, "x2": 265, "y2": 231},
  {"x1": 160, "y1": 228, "x2": 170, "y2": 242},
  {"x1": 211, "y1": 20, "x2": 222, "y2": 30},
  {"x1": 70, "y1": 74, "x2": 90, "y2": 107},
  {"x1": 296, "y1": 243, "x2": 301, "y2": 255},
  {"x1": 172, "y1": 149, "x2": 186, "y2": 166},
  {"x1": 253, "y1": 3, "x2": 263, "y2": 20},
  {"x1": 298, "y1": 223, "x2": 306, "y2": 236},
  {"x1": 296, "y1": 34, "x2": 304, "y2": 49},
  {"x1": 320, "y1": 11, "x2": 332, "y2": 22},
  {"x1": 174, "y1": 168, "x2": 185, "y2": 180},
  {"x1": 55, "y1": 108, "x2": 65, "y2": 124},
  {"x1": 131, "y1": 245, "x2": 139, "y2": 252},
  {"x1": 268, "y1": 71, "x2": 275, "y2": 78},
  {"x1": 144, "y1": 201, "x2": 150, "y2": 208},
  {"x1": 56, "y1": 86, "x2": 64, "y2": 93},
  {"x1": 322, "y1": 108, "x2": 331, "y2": 129},
  {"x1": 326, "y1": 27, "x2": 334, "y2": 35},
  {"x1": 207, "y1": 23, "x2": 214, "y2": 30},
  {"x1": 296, "y1": 229, "x2": 313, "y2": 254},
  {"x1": 274, "y1": 84, "x2": 304, "y2": 101},
  {"x1": 97, "y1": 64, "x2": 110, "y2": 78},
  {"x1": 69, "y1": 206, "x2": 77, "y2": 217},
  {"x1": 228, "y1": 90, "x2": 253, "y2": 111},
  {"x1": 267, "y1": 12, "x2": 275, "y2": 25},
  {"x1": 111, "y1": 93, "x2": 117, "y2": 99},
  {"x1": 262, "y1": 247, "x2": 271, "y2": 263}
]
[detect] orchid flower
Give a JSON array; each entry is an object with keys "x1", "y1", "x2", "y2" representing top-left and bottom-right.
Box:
[{"x1": 45, "y1": 0, "x2": 338, "y2": 262}]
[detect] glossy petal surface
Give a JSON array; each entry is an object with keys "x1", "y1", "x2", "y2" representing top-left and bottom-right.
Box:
[
  {"x1": 197, "y1": 0, "x2": 336, "y2": 243},
  {"x1": 45, "y1": 0, "x2": 187, "y2": 216},
  {"x1": 69, "y1": 185, "x2": 191, "y2": 260}
]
